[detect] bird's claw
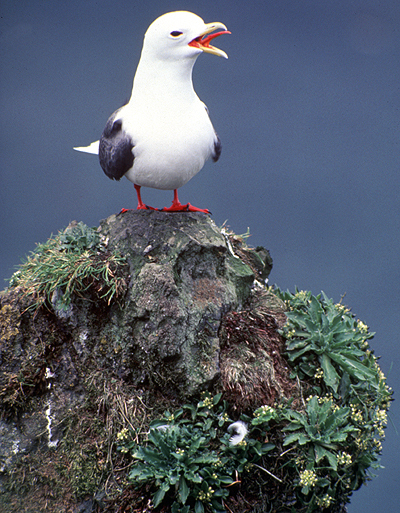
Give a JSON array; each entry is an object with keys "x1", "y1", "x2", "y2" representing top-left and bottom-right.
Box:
[
  {"x1": 139, "y1": 204, "x2": 158, "y2": 210},
  {"x1": 185, "y1": 203, "x2": 211, "y2": 214},
  {"x1": 117, "y1": 208, "x2": 132, "y2": 215},
  {"x1": 118, "y1": 205, "x2": 157, "y2": 215}
]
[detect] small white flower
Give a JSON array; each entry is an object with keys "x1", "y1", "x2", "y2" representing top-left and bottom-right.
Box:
[{"x1": 227, "y1": 421, "x2": 248, "y2": 446}]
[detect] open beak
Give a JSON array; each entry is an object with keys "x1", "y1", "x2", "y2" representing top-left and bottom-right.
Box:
[{"x1": 188, "y1": 22, "x2": 230, "y2": 59}]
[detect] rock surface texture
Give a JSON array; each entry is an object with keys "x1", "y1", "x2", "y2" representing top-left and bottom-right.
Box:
[
  {"x1": 0, "y1": 211, "x2": 275, "y2": 512},
  {"x1": 98, "y1": 211, "x2": 265, "y2": 394}
]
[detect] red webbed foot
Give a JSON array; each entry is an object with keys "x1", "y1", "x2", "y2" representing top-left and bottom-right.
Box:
[
  {"x1": 161, "y1": 203, "x2": 210, "y2": 214},
  {"x1": 137, "y1": 204, "x2": 157, "y2": 210},
  {"x1": 161, "y1": 190, "x2": 211, "y2": 214}
]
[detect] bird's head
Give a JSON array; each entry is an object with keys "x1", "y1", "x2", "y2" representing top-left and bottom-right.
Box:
[{"x1": 143, "y1": 11, "x2": 230, "y2": 62}]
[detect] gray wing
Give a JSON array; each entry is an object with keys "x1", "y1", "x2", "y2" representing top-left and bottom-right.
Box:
[
  {"x1": 212, "y1": 134, "x2": 222, "y2": 162},
  {"x1": 99, "y1": 109, "x2": 134, "y2": 181},
  {"x1": 204, "y1": 103, "x2": 222, "y2": 163}
]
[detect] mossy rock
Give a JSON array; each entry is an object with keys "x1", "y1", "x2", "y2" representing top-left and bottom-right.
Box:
[
  {"x1": 0, "y1": 212, "x2": 273, "y2": 512},
  {"x1": 1, "y1": 213, "x2": 390, "y2": 513}
]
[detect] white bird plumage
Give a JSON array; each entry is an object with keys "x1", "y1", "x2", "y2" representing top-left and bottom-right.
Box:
[
  {"x1": 227, "y1": 421, "x2": 248, "y2": 446},
  {"x1": 74, "y1": 11, "x2": 229, "y2": 212}
]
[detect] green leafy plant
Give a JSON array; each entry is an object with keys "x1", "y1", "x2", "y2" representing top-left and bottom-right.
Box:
[
  {"x1": 8, "y1": 222, "x2": 128, "y2": 311},
  {"x1": 118, "y1": 394, "x2": 274, "y2": 512},
  {"x1": 250, "y1": 392, "x2": 391, "y2": 511},
  {"x1": 57, "y1": 221, "x2": 103, "y2": 252},
  {"x1": 276, "y1": 289, "x2": 378, "y2": 396},
  {"x1": 281, "y1": 396, "x2": 356, "y2": 471},
  {"x1": 272, "y1": 288, "x2": 393, "y2": 511}
]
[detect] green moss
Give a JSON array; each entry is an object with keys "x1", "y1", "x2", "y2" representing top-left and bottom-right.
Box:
[
  {"x1": 0, "y1": 293, "x2": 67, "y2": 417},
  {"x1": 59, "y1": 416, "x2": 106, "y2": 499}
]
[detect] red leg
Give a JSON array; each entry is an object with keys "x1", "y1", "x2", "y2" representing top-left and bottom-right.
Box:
[
  {"x1": 135, "y1": 184, "x2": 157, "y2": 210},
  {"x1": 134, "y1": 184, "x2": 147, "y2": 210},
  {"x1": 118, "y1": 184, "x2": 157, "y2": 214},
  {"x1": 161, "y1": 189, "x2": 210, "y2": 214}
]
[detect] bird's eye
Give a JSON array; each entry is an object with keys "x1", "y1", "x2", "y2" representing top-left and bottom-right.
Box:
[{"x1": 170, "y1": 31, "x2": 183, "y2": 37}]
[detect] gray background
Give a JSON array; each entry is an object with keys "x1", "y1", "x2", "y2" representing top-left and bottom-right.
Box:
[{"x1": 1, "y1": 1, "x2": 399, "y2": 511}]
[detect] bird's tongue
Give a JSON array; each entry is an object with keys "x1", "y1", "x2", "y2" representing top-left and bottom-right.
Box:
[{"x1": 189, "y1": 30, "x2": 231, "y2": 50}]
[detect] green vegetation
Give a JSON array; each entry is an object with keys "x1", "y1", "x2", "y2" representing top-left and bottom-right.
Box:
[
  {"x1": 8, "y1": 222, "x2": 128, "y2": 312},
  {"x1": 278, "y1": 289, "x2": 378, "y2": 395},
  {"x1": 117, "y1": 393, "x2": 274, "y2": 513},
  {"x1": 117, "y1": 289, "x2": 392, "y2": 512},
  {"x1": 273, "y1": 288, "x2": 392, "y2": 511}
]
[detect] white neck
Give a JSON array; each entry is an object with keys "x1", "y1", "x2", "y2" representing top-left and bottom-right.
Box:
[{"x1": 129, "y1": 51, "x2": 199, "y2": 104}]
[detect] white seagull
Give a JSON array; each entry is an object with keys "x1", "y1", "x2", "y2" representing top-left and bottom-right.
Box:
[{"x1": 74, "y1": 11, "x2": 230, "y2": 213}]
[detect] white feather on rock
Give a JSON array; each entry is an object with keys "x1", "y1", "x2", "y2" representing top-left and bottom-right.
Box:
[{"x1": 227, "y1": 421, "x2": 248, "y2": 446}]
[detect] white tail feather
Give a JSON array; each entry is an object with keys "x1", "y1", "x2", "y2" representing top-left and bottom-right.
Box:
[{"x1": 73, "y1": 140, "x2": 100, "y2": 155}]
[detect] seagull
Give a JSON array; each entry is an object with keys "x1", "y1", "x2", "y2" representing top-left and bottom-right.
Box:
[{"x1": 74, "y1": 11, "x2": 230, "y2": 213}]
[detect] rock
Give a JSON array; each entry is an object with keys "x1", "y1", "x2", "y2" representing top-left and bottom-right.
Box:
[
  {"x1": 0, "y1": 211, "x2": 274, "y2": 511},
  {"x1": 97, "y1": 210, "x2": 264, "y2": 394},
  {"x1": 1, "y1": 210, "x2": 384, "y2": 513}
]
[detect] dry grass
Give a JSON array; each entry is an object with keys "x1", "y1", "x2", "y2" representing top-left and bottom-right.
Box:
[{"x1": 220, "y1": 289, "x2": 301, "y2": 410}]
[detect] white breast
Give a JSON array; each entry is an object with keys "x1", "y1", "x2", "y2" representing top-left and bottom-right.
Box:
[{"x1": 122, "y1": 97, "x2": 215, "y2": 190}]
